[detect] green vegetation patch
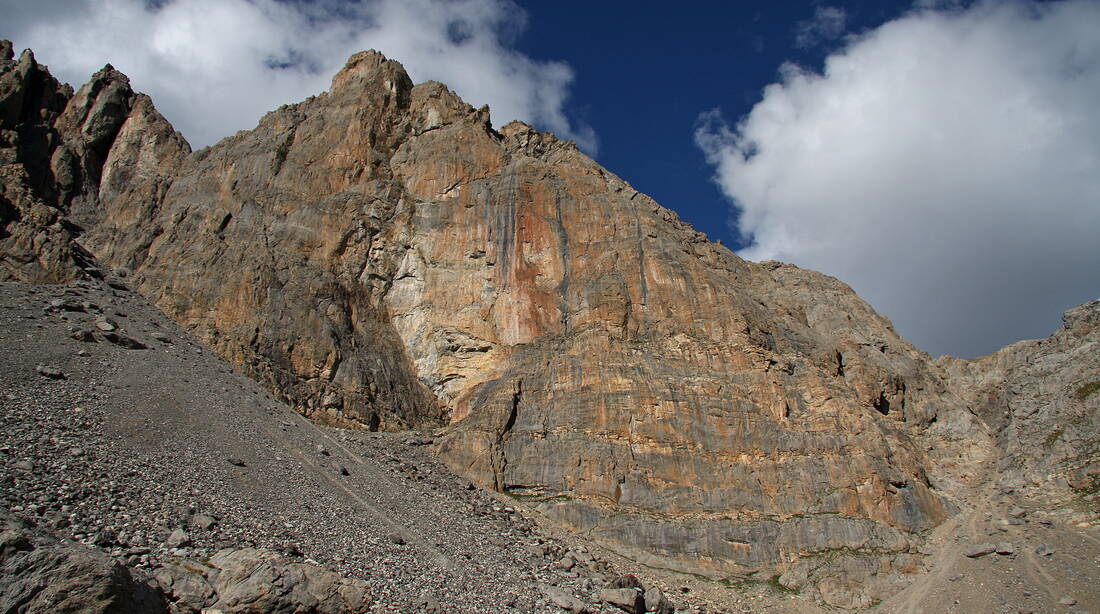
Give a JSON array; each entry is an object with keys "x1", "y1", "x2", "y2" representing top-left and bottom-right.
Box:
[
  {"x1": 717, "y1": 572, "x2": 798, "y2": 595},
  {"x1": 1074, "y1": 381, "x2": 1100, "y2": 401}
]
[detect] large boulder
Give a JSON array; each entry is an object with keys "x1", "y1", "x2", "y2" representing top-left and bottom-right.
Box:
[
  {"x1": 0, "y1": 509, "x2": 166, "y2": 614},
  {"x1": 155, "y1": 548, "x2": 372, "y2": 614}
]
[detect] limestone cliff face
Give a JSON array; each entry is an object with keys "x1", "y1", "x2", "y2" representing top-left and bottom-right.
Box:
[
  {"x1": 943, "y1": 300, "x2": 1100, "y2": 503},
  {"x1": 0, "y1": 43, "x2": 83, "y2": 282},
  {"x1": 0, "y1": 43, "x2": 1008, "y2": 575}
]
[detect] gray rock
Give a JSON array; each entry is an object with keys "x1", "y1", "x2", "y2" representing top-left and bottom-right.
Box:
[
  {"x1": 149, "y1": 331, "x2": 172, "y2": 343},
  {"x1": 165, "y1": 528, "x2": 191, "y2": 549},
  {"x1": 35, "y1": 364, "x2": 65, "y2": 379},
  {"x1": 0, "y1": 509, "x2": 166, "y2": 613},
  {"x1": 538, "y1": 583, "x2": 589, "y2": 613},
  {"x1": 643, "y1": 587, "x2": 674, "y2": 614},
  {"x1": 964, "y1": 543, "x2": 997, "y2": 557},
  {"x1": 387, "y1": 533, "x2": 406, "y2": 546},
  {"x1": 92, "y1": 529, "x2": 116, "y2": 547},
  {"x1": 1034, "y1": 543, "x2": 1055, "y2": 556},
  {"x1": 70, "y1": 328, "x2": 95, "y2": 342},
  {"x1": 554, "y1": 555, "x2": 576, "y2": 571},
  {"x1": 94, "y1": 317, "x2": 117, "y2": 331},
  {"x1": 608, "y1": 574, "x2": 644, "y2": 591},
  {"x1": 779, "y1": 564, "x2": 810, "y2": 590},
  {"x1": 190, "y1": 514, "x2": 217, "y2": 531},
  {"x1": 597, "y1": 587, "x2": 645, "y2": 614},
  {"x1": 227, "y1": 457, "x2": 246, "y2": 467},
  {"x1": 1008, "y1": 507, "x2": 1027, "y2": 518},
  {"x1": 156, "y1": 548, "x2": 373, "y2": 614},
  {"x1": 995, "y1": 542, "x2": 1015, "y2": 555},
  {"x1": 49, "y1": 298, "x2": 84, "y2": 312},
  {"x1": 1059, "y1": 596, "x2": 1076, "y2": 606},
  {"x1": 101, "y1": 332, "x2": 146, "y2": 349}
]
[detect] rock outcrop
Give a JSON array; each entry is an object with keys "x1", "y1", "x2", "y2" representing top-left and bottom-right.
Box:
[
  {"x1": 943, "y1": 300, "x2": 1100, "y2": 501},
  {"x1": 0, "y1": 507, "x2": 373, "y2": 614},
  {"x1": 155, "y1": 548, "x2": 372, "y2": 613},
  {"x1": 1, "y1": 39, "x2": 1094, "y2": 582},
  {"x1": 0, "y1": 508, "x2": 166, "y2": 614},
  {"x1": 0, "y1": 43, "x2": 85, "y2": 283}
]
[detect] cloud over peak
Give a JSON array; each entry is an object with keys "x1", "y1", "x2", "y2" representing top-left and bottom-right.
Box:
[
  {"x1": 698, "y1": 0, "x2": 1100, "y2": 357},
  {"x1": 1, "y1": 0, "x2": 596, "y2": 152}
]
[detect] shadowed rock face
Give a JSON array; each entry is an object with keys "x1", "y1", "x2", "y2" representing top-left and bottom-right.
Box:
[{"x1": 0, "y1": 42, "x2": 1006, "y2": 574}]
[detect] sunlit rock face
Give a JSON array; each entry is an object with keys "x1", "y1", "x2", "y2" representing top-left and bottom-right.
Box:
[{"x1": 4, "y1": 42, "x2": 1002, "y2": 575}]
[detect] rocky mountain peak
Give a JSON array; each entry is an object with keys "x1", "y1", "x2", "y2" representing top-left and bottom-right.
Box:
[
  {"x1": 1, "y1": 43, "x2": 1096, "y2": 609},
  {"x1": 330, "y1": 49, "x2": 412, "y2": 101}
]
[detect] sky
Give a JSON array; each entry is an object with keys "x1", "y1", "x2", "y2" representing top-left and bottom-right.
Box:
[{"x1": 2, "y1": 0, "x2": 1097, "y2": 358}]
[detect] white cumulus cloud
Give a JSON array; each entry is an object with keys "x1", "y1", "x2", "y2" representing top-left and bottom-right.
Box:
[
  {"x1": 0, "y1": 0, "x2": 596, "y2": 152},
  {"x1": 794, "y1": 5, "x2": 849, "y2": 48},
  {"x1": 697, "y1": 0, "x2": 1100, "y2": 358}
]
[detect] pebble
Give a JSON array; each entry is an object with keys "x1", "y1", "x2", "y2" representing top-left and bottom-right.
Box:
[{"x1": 35, "y1": 364, "x2": 65, "y2": 379}]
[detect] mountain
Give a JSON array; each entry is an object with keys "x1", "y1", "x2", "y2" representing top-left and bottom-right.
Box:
[{"x1": 2, "y1": 40, "x2": 1097, "y2": 611}]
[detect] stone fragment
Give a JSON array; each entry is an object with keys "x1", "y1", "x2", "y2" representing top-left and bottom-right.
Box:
[
  {"x1": 227, "y1": 457, "x2": 246, "y2": 467},
  {"x1": 166, "y1": 528, "x2": 191, "y2": 549},
  {"x1": 643, "y1": 587, "x2": 674, "y2": 614},
  {"x1": 149, "y1": 331, "x2": 172, "y2": 343},
  {"x1": 93, "y1": 316, "x2": 117, "y2": 331},
  {"x1": 608, "y1": 575, "x2": 644, "y2": 591},
  {"x1": 156, "y1": 548, "x2": 372, "y2": 614},
  {"x1": 778, "y1": 565, "x2": 810, "y2": 590},
  {"x1": 191, "y1": 514, "x2": 217, "y2": 531},
  {"x1": 597, "y1": 587, "x2": 645, "y2": 614},
  {"x1": 70, "y1": 328, "x2": 95, "y2": 342},
  {"x1": 554, "y1": 555, "x2": 576, "y2": 571},
  {"x1": 101, "y1": 332, "x2": 146, "y2": 349},
  {"x1": 35, "y1": 364, "x2": 65, "y2": 379},
  {"x1": 1034, "y1": 544, "x2": 1055, "y2": 556},
  {"x1": 92, "y1": 529, "x2": 116, "y2": 547},
  {"x1": 995, "y1": 542, "x2": 1015, "y2": 555},
  {"x1": 538, "y1": 583, "x2": 589, "y2": 613},
  {"x1": 49, "y1": 298, "x2": 84, "y2": 311},
  {"x1": 964, "y1": 543, "x2": 996, "y2": 558},
  {"x1": 1008, "y1": 507, "x2": 1027, "y2": 518},
  {"x1": 1059, "y1": 596, "x2": 1076, "y2": 606},
  {"x1": 387, "y1": 533, "x2": 406, "y2": 546}
]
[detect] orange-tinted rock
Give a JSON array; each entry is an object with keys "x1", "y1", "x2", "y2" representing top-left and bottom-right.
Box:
[
  {"x1": 77, "y1": 50, "x2": 971, "y2": 573},
  {"x1": 2, "y1": 44, "x2": 1034, "y2": 576}
]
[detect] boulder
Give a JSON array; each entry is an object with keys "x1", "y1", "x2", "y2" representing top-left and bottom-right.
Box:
[{"x1": 0, "y1": 509, "x2": 166, "y2": 613}]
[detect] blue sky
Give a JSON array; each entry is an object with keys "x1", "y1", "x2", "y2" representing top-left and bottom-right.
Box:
[
  {"x1": 2, "y1": 0, "x2": 1098, "y2": 358},
  {"x1": 514, "y1": 1, "x2": 916, "y2": 250}
]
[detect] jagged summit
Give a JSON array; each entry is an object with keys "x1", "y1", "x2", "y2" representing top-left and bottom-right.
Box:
[{"x1": 2, "y1": 41, "x2": 1097, "y2": 611}]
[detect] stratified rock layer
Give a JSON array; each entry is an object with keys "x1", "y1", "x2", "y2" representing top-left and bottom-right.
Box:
[
  {"x1": 5, "y1": 41, "x2": 1078, "y2": 577},
  {"x1": 944, "y1": 300, "x2": 1100, "y2": 497}
]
